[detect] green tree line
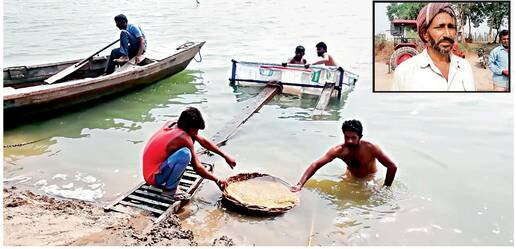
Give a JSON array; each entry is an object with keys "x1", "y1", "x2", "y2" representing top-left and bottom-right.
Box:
[{"x1": 386, "y1": 2, "x2": 509, "y2": 43}]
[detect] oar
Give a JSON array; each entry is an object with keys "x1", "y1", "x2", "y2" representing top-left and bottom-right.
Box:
[{"x1": 44, "y1": 38, "x2": 120, "y2": 84}]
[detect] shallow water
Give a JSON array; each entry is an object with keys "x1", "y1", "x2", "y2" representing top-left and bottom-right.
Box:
[{"x1": 3, "y1": 0, "x2": 513, "y2": 245}]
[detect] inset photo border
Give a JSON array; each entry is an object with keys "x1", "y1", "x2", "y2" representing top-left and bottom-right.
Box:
[{"x1": 373, "y1": 1, "x2": 510, "y2": 92}]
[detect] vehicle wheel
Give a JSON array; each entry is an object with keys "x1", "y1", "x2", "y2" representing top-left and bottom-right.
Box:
[{"x1": 389, "y1": 47, "x2": 418, "y2": 71}]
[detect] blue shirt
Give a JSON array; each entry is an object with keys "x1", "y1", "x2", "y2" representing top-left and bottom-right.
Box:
[
  {"x1": 488, "y1": 45, "x2": 509, "y2": 85},
  {"x1": 120, "y1": 23, "x2": 146, "y2": 56}
]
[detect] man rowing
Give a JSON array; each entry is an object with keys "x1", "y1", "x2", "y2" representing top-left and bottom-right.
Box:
[{"x1": 105, "y1": 14, "x2": 147, "y2": 75}]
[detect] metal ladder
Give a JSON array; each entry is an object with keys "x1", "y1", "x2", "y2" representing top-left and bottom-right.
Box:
[{"x1": 104, "y1": 162, "x2": 213, "y2": 224}]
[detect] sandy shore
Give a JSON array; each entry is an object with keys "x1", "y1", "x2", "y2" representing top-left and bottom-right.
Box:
[
  {"x1": 3, "y1": 186, "x2": 234, "y2": 246},
  {"x1": 374, "y1": 51, "x2": 497, "y2": 91}
]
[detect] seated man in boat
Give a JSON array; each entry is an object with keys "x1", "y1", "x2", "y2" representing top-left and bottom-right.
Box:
[
  {"x1": 291, "y1": 120, "x2": 397, "y2": 192},
  {"x1": 312, "y1": 42, "x2": 337, "y2": 66},
  {"x1": 142, "y1": 107, "x2": 236, "y2": 198},
  {"x1": 104, "y1": 14, "x2": 147, "y2": 74},
  {"x1": 287, "y1": 45, "x2": 307, "y2": 65}
]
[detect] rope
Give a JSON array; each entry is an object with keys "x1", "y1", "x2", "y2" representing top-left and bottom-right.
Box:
[
  {"x1": 307, "y1": 205, "x2": 316, "y2": 246},
  {"x1": 194, "y1": 50, "x2": 202, "y2": 62},
  {"x1": 4, "y1": 137, "x2": 51, "y2": 148}
]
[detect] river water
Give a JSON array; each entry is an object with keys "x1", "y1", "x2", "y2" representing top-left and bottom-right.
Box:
[{"x1": 3, "y1": 0, "x2": 513, "y2": 246}]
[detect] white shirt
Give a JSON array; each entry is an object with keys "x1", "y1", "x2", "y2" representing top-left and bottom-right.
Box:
[{"x1": 392, "y1": 49, "x2": 476, "y2": 91}]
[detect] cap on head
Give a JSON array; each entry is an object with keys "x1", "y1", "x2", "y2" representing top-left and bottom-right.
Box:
[
  {"x1": 341, "y1": 119, "x2": 363, "y2": 137},
  {"x1": 177, "y1": 107, "x2": 205, "y2": 130},
  {"x1": 295, "y1": 45, "x2": 305, "y2": 53},
  {"x1": 416, "y1": 3, "x2": 456, "y2": 43}
]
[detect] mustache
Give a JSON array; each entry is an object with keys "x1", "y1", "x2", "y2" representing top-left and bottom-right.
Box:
[{"x1": 437, "y1": 37, "x2": 455, "y2": 45}]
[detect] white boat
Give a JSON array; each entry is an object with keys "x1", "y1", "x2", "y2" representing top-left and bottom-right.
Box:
[{"x1": 228, "y1": 60, "x2": 359, "y2": 98}]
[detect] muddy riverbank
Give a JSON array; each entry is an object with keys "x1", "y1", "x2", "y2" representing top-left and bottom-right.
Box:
[{"x1": 3, "y1": 186, "x2": 234, "y2": 246}]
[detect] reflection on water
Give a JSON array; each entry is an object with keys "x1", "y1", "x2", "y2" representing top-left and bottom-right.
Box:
[
  {"x1": 305, "y1": 174, "x2": 408, "y2": 214},
  {"x1": 304, "y1": 175, "x2": 409, "y2": 245},
  {"x1": 231, "y1": 84, "x2": 350, "y2": 121},
  {"x1": 4, "y1": 71, "x2": 201, "y2": 162},
  {"x1": 306, "y1": 177, "x2": 385, "y2": 206},
  {"x1": 3, "y1": 70, "x2": 204, "y2": 202}
]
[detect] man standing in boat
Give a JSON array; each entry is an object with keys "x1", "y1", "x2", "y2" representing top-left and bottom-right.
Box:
[
  {"x1": 291, "y1": 120, "x2": 397, "y2": 192},
  {"x1": 312, "y1": 42, "x2": 337, "y2": 66},
  {"x1": 142, "y1": 107, "x2": 236, "y2": 198},
  {"x1": 104, "y1": 14, "x2": 147, "y2": 74}
]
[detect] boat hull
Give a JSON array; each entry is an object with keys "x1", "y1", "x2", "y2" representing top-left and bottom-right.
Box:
[{"x1": 4, "y1": 42, "x2": 205, "y2": 127}]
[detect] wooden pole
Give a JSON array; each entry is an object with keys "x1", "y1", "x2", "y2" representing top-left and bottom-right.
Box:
[{"x1": 44, "y1": 39, "x2": 120, "y2": 84}]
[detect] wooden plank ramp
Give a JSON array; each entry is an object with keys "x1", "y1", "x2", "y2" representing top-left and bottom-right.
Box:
[
  {"x1": 104, "y1": 163, "x2": 213, "y2": 224},
  {"x1": 312, "y1": 82, "x2": 335, "y2": 116},
  {"x1": 104, "y1": 85, "x2": 281, "y2": 224}
]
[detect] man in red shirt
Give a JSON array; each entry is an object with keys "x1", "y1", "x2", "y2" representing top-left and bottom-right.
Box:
[{"x1": 142, "y1": 107, "x2": 236, "y2": 198}]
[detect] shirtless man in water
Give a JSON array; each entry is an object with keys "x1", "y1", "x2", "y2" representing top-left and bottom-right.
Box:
[
  {"x1": 142, "y1": 107, "x2": 236, "y2": 198},
  {"x1": 291, "y1": 120, "x2": 397, "y2": 192}
]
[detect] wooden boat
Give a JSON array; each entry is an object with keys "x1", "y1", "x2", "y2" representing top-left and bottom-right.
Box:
[{"x1": 3, "y1": 41, "x2": 205, "y2": 127}]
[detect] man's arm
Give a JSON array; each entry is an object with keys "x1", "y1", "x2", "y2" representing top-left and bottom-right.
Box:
[
  {"x1": 135, "y1": 37, "x2": 145, "y2": 64},
  {"x1": 194, "y1": 134, "x2": 236, "y2": 168},
  {"x1": 291, "y1": 146, "x2": 339, "y2": 192},
  {"x1": 313, "y1": 54, "x2": 330, "y2": 65},
  {"x1": 188, "y1": 142, "x2": 227, "y2": 190},
  {"x1": 373, "y1": 144, "x2": 397, "y2": 186}
]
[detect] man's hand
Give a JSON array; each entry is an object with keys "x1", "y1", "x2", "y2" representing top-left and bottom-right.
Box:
[
  {"x1": 135, "y1": 56, "x2": 141, "y2": 64},
  {"x1": 290, "y1": 184, "x2": 302, "y2": 192},
  {"x1": 281, "y1": 62, "x2": 288, "y2": 67},
  {"x1": 503, "y1": 69, "x2": 509, "y2": 76},
  {"x1": 114, "y1": 56, "x2": 129, "y2": 63},
  {"x1": 225, "y1": 155, "x2": 236, "y2": 169},
  {"x1": 304, "y1": 64, "x2": 310, "y2": 69},
  {"x1": 216, "y1": 179, "x2": 228, "y2": 190}
]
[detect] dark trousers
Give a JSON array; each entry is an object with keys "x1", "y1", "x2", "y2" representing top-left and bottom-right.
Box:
[
  {"x1": 104, "y1": 47, "x2": 138, "y2": 74},
  {"x1": 104, "y1": 31, "x2": 142, "y2": 74}
]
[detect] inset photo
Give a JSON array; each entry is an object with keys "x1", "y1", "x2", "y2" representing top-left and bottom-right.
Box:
[{"x1": 373, "y1": 1, "x2": 510, "y2": 92}]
